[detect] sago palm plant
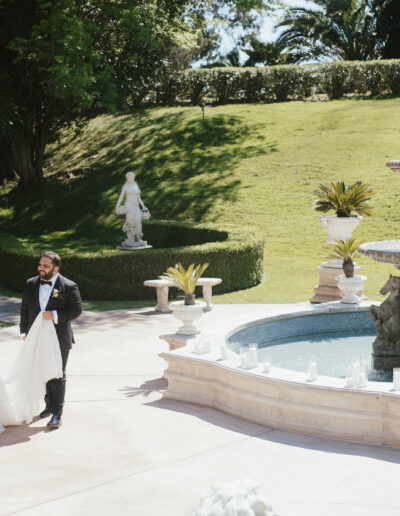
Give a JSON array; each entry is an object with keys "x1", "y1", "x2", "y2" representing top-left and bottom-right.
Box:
[
  {"x1": 329, "y1": 238, "x2": 362, "y2": 277},
  {"x1": 160, "y1": 263, "x2": 209, "y2": 305},
  {"x1": 313, "y1": 181, "x2": 374, "y2": 217}
]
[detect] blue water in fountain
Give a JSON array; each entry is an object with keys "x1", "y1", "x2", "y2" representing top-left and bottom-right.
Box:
[{"x1": 227, "y1": 311, "x2": 392, "y2": 382}]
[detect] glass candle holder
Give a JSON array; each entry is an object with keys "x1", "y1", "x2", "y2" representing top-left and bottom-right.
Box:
[
  {"x1": 240, "y1": 347, "x2": 251, "y2": 369},
  {"x1": 249, "y1": 343, "x2": 258, "y2": 367},
  {"x1": 307, "y1": 360, "x2": 317, "y2": 381},
  {"x1": 344, "y1": 366, "x2": 353, "y2": 388},
  {"x1": 201, "y1": 334, "x2": 211, "y2": 353},
  {"x1": 356, "y1": 363, "x2": 368, "y2": 388},
  {"x1": 193, "y1": 337, "x2": 202, "y2": 354},
  {"x1": 263, "y1": 357, "x2": 271, "y2": 373},
  {"x1": 193, "y1": 335, "x2": 209, "y2": 354},
  {"x1": 220, "y1": 342, "x2": 228, "y2": 360},
  {"x1": 352, "y1": 360, "x2": 361, "y2": 386},
  {"x1": 393, "y1": 368, "x2": 400, "y2": 390}
]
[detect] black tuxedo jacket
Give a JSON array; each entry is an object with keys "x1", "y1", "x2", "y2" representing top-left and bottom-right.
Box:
[{"x1": 20, "y1": 274, "x2": 82, "y2": 351}]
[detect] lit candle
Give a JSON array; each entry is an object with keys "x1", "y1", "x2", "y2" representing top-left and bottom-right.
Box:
[
  {"x1": 307, "y1": 361, "x2": 317, "y2": 381},
  {"x1": 393, "y1": 368, "x2": 400, "y2": 390},
  {"x1": 249, "y1": 343, "x2": 258, "y2": 367}
]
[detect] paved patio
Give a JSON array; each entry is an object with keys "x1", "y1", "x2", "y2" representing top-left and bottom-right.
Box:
[{"x1": 1, "y1": 298, "x2": 400, "y2": 516}]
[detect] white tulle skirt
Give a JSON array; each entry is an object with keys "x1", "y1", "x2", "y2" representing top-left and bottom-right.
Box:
[{"x1": 0, "y1": 314, "x2": 63, "y2": 432}]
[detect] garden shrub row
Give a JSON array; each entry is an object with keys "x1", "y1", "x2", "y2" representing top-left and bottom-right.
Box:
[
  {"x1": 156, "y1": 59, "x2": 400, "y2": 104},
  {"x1": 0, "y1": 222, "x2": 265, "y2": 300}
]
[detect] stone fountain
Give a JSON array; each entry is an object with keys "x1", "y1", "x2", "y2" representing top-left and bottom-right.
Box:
[{"x1": 358, "y1": 161, "x2": 400, "y2": 369}]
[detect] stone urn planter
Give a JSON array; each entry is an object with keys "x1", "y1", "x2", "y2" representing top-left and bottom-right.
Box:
[
  {"x1": 335, "y1": 275, "x2": 367, "y2": 304},
  {"x1": 319, "y1": 215, "x2": 362, "y2": 245},
  {"x1": 170, "y1": 301, "x2": 206, "y2": 335}
]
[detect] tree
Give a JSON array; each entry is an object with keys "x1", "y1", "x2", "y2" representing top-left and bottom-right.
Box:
[
  {"x1": 243, "y1": 38, "x2": 299, "y2": 66},
  {"x1": 0, "y1": 0, "x2": 116, "y2": 187},
  {"x1": 1, "y1": 0, "x2": 276, "y2": 188},
  {"x1": 192, "y1": 0, "x2": 279, "y2": 66},
  {"x1": 79, "y1": 0, "x2": 192, "y2": 109},
  {"x1": 373, "y1": 0, "x2": 400, "y2": 58},
  {"x1": 276, "y1": 0, "x2": 381, "y2": 62}
]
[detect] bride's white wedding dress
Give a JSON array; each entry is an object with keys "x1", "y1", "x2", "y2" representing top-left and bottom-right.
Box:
[{"x1": 0, "y1": 314, "x2": 63, "y2": 434}]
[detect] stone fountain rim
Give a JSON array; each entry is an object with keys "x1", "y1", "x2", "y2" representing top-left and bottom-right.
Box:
[
  {"x1": 358, "y1": 241, "x2": 400, "y2": 265},
  {"x1": 162, "y1": 302, "x2": 396, "y2": 393},
  {"x1": 160, "y1": 302, "x2": 400, "y2": 448}
]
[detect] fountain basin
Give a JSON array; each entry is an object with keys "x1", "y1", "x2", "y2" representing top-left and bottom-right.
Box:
[
  {"x1": 358, "y1": 240, "x2": 400, "y2": 268},
  {"x1": 386, "y1": 160, "x2": 400, "y2": 173},
  {"x1": 160, "y1": 303, "x2": 400, "y2": 448}
]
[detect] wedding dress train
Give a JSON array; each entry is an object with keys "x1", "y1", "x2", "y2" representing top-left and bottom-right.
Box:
[{"x1": 0, "y1": 314, "x2": 63, "y2": 433}]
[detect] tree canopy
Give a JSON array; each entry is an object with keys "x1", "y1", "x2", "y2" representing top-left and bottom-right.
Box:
[
  {"x1": 275, "y1": 0, "x2": 400, "y2": 63},
  {"x1": 1, "y1": 0, "x2": 275, "y2": 187}
]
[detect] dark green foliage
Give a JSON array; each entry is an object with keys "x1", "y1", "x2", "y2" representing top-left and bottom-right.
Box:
[
  {"x1": 372, "y1": 0, "x2": 400, "y2": 59},
  {"x1": 159, "y1": 59, "x2": 400, "y2": 104},
  {"x1": 276, "y1": 0, "x2": 389, "y2": 62},
  {"x1": 243, "y1": 39, "x2": 299, "y2": 66},
  {"x1": 0, "y1": 224, "x2": 265, "y2": 300}
]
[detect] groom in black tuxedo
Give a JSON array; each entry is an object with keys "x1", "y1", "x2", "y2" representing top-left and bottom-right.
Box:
[{"x1": 20, "y1": 251, "x2": 82, "y2": 429}]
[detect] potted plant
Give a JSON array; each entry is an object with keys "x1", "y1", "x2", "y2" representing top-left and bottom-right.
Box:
[
  {"x1": 313, "y1": 181, "x2": 374, "y2": 245},
  {"x1": 330, "y1": 238, "x2": 366, "y2": 303},
  {"x1": 160, "y1": 263, "x2": 209, "y2": 335}
]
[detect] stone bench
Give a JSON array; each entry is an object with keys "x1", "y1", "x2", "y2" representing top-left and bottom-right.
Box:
[{"x1": 143, "y1": 277, "x2": 222, "y2": 313}]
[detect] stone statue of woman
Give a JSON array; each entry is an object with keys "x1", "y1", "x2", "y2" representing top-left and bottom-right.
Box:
[{"x1": 116, "y1": 171, "x2": 152, "y2": 250}]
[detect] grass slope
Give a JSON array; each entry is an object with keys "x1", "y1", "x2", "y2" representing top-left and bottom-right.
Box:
[{"x1": 2, "y1": 99, "x2": 400, "y2": 306}]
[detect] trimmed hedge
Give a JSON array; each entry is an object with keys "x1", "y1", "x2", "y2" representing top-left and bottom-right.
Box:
[
  {"x1": 0, "y1": 222, "x2": 265, "y2": 300},
  {"x1": 155, "y1": 59, "x2": 400, "y2": 105}
]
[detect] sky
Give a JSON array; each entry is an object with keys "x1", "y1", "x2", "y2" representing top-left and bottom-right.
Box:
[
  {"x1": 219, "y1": 0, "x2": 318, "y2": 53},
  {"x1": 259, "y1": 0, "x2": 315, "y2": 43},
  {"x1": 195, "y1": 0, "x2": 317, "y2": 65}
]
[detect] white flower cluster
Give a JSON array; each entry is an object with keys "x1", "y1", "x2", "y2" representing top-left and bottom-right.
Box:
[{"x1": 189, "y1": 479, "x2": 276, "y2": 516}]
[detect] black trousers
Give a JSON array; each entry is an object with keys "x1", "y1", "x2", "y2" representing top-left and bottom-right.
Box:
[{"x1": 44, "y1": 346, "x2": 69, "y2": 416}]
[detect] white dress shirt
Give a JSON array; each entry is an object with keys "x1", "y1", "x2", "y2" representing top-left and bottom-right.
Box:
[
  {"x1": 21, "y1": 274, "x2": 59, "y2": 337},
  {"x1": 39, "y1": 272, "x2": 59, "y2": 324}
]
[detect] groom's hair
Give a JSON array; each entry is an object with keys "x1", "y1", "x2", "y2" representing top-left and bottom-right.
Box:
[{"x1": 42, "y1": 251, "x2": 61, "y2": 268}]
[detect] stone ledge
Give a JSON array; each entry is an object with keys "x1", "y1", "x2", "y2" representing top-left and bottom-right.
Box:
[{"x1": 159, "y1": 301, "x2": 400, "y2": 448}]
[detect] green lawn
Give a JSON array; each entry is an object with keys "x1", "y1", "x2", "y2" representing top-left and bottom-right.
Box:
[{"x1": 2, "y1": 99, "x2": 400, "y2": 307}]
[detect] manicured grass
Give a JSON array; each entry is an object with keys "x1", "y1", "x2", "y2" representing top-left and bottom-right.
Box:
[{"x1": 2, "y1": 99, "x2": 400, "y2": 306}]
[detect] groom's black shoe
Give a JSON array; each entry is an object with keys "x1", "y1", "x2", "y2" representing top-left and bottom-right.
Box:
[
  {"x1": 47, "y1": 415, "x2": 62, "y2": 429},
  {"x1": 39, "y1": 409, "x2": 52, "y2": 419}
]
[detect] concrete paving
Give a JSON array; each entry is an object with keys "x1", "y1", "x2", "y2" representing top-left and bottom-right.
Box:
[
  {"x1": 1, "y1": 299, "x2": 400, "y2": 516},
  {"x1": 0, "y1": 296, "x2": 21, "y2": 324}
]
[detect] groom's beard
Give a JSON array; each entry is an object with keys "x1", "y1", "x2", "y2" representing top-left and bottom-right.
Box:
[{"x1": 39, "y1": 267, "x2": 56, "y2": 281}]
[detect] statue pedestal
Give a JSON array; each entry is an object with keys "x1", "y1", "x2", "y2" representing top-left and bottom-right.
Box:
[
  {"x1": 372, "y1": 353, "x2": 400, "y2": 370},
  {"x1": 310, "y1": 260, "x2": 365, "y2": 303},
  {"x1": 117, "y1": 239, "x2": 152, "y2": 251}
]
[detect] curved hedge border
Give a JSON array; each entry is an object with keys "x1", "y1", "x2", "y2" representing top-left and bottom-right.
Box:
[
  {"x1": 0, "y1": 221, "x2": 265, "y2": 300},
  {"x1": 156, "y1": 59, "x2": 400, "y2": 105}
]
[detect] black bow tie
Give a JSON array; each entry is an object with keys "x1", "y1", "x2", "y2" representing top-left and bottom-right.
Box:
[{"x1": 40, "y1": 280, "x2": 52, "y2": 286}]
